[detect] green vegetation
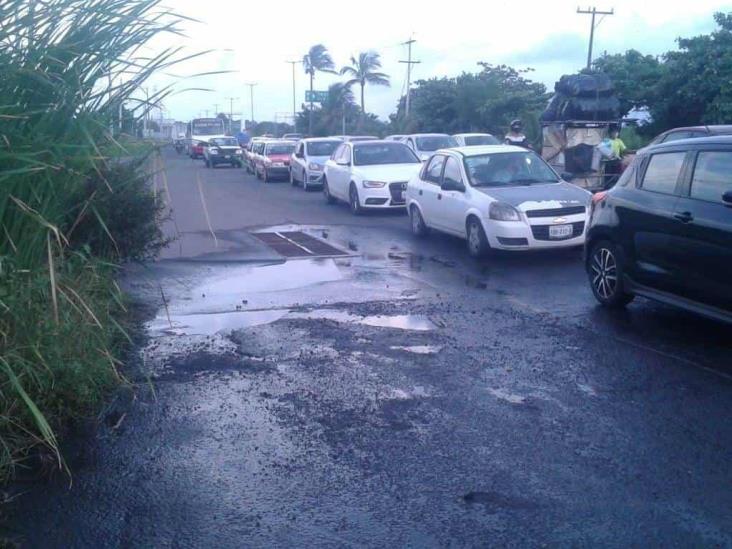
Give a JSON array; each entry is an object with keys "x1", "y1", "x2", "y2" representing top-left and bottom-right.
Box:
[
  {"x1": 0, "y1": 0, "x2": 183, "y2": 483},
  {"x1": 340, "y1": 51, "x2": 391, "y2": 126},
  {"x1": 594, "y1": 12, "x2": 732, "y2": 136},
  {"x1": 392, "y1": 64, "x2": 549, "y2": 143}
]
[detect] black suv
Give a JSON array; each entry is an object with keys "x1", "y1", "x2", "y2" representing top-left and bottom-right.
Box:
[{"x1": 585, "y1": 135, "x2": 732, "y2": 323}]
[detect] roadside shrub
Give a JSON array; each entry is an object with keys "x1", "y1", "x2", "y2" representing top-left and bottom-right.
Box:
[
  {"x1": 68, "y1": 157, "x2": 171, "y2": 262},
  {"x1": 0, "y1": 0, "x2": 190, "y2": 483}
]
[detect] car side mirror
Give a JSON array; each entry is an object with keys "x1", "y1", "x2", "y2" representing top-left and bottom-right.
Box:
[
  {"x1": 441, "y1": 179, "x2": 464, "y2": 192},
  {"x1": 723, "y1": 190, "x2": 732, "y2": 207},
  {"x1": 337, "y1": 159, "x2": 350, "y2": 166}
]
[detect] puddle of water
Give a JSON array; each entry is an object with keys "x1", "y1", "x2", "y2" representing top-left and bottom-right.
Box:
[
  {"x1": 389, "y1": 345, "x2": 442, "y2": 355},
  {"x1": 488, "y1": 388, "x2": 526, "y2": 405},
  {"x1": 150, "y1": 308, "x2": 436, "y2": 337},
  {"x1": 288, "y1": 310, "x2": 435, "y2": 331},
  {"x1": 150, "y1": 309, "x2": 288, "y2": 336},
  {"x1": 361, "y1": 315, "x2": 435, "y2": 331},
  {"x1": 196, "y1": 259, "x2": 343, "y2": 301}
]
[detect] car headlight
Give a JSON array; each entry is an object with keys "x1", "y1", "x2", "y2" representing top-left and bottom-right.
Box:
[
  {"x1": 235, "y1": 150, "x2": 242, "y2": 155},
  {"x1": 308, "y1": 162, "x2": 323, "y2": 171},
  {"x1": 489, "y1": 202, "x2": 521, "y2": 221},
  {"x1": 362, "y1": 180, "x2": 386, "y2": 188},
  {"x1": 209, "y1": 148, "x2": 219, "y2": 155}
]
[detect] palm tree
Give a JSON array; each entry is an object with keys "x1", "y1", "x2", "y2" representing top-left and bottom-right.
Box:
[
  {"x1": 340, "y1": 51, "x2": 390, "y2": 125},
  {"x1": 302, "y1": 44, "x2": 336, "y2": 135},
  {"x1": 323, "y1": 83, "x2": 356, "y2": 135}
]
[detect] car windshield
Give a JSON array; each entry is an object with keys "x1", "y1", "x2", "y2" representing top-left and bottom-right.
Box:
[
  {"x1": 465, "y1": 152, "x2": 559, "y2": 187},
  {"x1": 353, "y1": 143, "x2": 420, "y2": 166},
  {"x1": 464, "y1": 135, "x2": 499, "y2": 146},
  {"x1": 307, "y1": 141, "x2": 340, "y2": 156},
  {"x1": 349, "y1": 136, "x2": 378, "y2": 142},
  {"x1": 210, "y1": 138, "x2": 238, "y2": 146},
  {"x1": 415, "y1": 135, "x2": 458, "y2": 151},
  {"x1": 266, "y1": 144, "x2": 295, "y2": 155}
]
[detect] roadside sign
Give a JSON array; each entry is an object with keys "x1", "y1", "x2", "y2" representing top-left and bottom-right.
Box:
[{"x1": 305, "y1": 90, "x2": 329, "y2": 103}]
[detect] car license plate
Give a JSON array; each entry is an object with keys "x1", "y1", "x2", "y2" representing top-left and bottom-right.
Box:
[
  {"x1": 549, "y1": 224, "x2": 573, "y2": 239},
  {"x1": 224, "y1": 155, "x2": 231, "y2": 159}
]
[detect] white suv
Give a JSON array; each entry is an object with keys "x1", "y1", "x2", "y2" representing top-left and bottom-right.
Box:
[
  {"x1": 290, "y1": 138, "x2": 343, "y2": 190},
  {"x1": 406, "y1": 145, "x2": 591, "y2": 257},
  {"x1": 322, "y1": 140, "x2": 422, "y2": 214}
]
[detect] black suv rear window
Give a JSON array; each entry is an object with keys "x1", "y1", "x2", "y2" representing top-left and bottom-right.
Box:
[{"x1": 641, "y1": 152, "x2": 686, "y2": 195}]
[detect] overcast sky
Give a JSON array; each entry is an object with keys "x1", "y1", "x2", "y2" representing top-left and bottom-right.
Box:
[{"x1": 146, "y1": 0, "x2": 732, "y2": 123}]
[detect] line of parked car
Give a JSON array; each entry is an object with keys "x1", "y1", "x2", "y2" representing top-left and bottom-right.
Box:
[{"x1": 190, "y1": 130, "x2": 731, "y2": 324}]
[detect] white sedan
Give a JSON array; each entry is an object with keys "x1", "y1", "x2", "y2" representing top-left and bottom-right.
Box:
[
  {"x1": 452, "y1": 133, "x2": 500, "y2": 147},
  {"x1": 322, "y1": 141, "x2": 423, "y2": 214},
  {"x1": 403, "y1": 133, "x2": 458, "y2": 161},
  {"x1": 406, "y1": 145, "x2": 592, "y2": 258},
  {"x1": 290, "y1": 138, "x2": 342, "y2": 190}
]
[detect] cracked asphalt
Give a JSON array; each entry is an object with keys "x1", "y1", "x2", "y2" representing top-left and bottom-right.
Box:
[{"x1": 6, "y1": 149, "x2": 732, "y2": 547}]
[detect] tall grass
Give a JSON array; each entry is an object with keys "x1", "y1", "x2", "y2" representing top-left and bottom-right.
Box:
[{"x1": 0, "y1": 0, "x2": 191, "y2": 483}]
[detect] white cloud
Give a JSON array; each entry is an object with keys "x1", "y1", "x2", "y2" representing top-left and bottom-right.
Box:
[{"x1": 144, "y1": 0, "x2": 731, "y2": 123}]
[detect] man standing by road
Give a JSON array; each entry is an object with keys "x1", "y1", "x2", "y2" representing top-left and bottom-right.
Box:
[{"x1": 504, "y1": 119, "x2": 532, "y2": 149}]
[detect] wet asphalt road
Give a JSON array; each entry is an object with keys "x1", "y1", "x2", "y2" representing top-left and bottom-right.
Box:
[{"x1": 6, "y1": 148, "x2": 732, "y2": 547}]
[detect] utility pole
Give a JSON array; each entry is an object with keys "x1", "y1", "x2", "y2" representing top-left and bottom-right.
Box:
[
  {"x1": 577, "y1": 7, "x2": 614, "y2": 70},
  {"x1": 245, "y1": 82, "x2": 257, "y2": 130},
  {"x1": 226, "y1": 96, "x2": 239, "y2": 134},
  {"x1": 286, "y1": 61, "x2": 299, "y2": 133},
  {"x1": 214, "y1": 103, "x2": 219, "y2": 116},
  {"x1": 399, "y1": 37, "x2": 421, "y2": 119}
]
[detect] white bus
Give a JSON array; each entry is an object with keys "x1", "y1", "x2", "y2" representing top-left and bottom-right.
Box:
[{"x1": 186, "y1": 118, "x2": 226, "y2": 158}]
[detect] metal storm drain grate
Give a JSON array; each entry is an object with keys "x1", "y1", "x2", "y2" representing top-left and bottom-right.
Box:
[{"x1": 253, "y1": 231, "x2": 349, "y2": 258}]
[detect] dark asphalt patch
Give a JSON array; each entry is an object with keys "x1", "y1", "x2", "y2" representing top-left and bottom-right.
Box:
[{"x1": 253, "y1": 231, "x2": 348, "y2": 258}]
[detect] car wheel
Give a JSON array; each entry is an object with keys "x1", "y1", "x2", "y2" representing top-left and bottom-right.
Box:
[
  {"x1": 410, "y1": 205, "x2": 429, "y2": 237},
  {"x1": 323, "y1": 177, "x2": 336, "y2": 204},
  {"x1": 349, "y1": 183, "x2": 362, "y2": 215},
  {"x1": 588, "y1": 240, "x2": 635, "y2": 307},
  {"x1": 466, "y1": 217, "x2": 490, "y2": 258}
]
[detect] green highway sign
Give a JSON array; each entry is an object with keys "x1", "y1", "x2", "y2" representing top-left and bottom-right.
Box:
[{"x1": 305, "y1": 90, "x2": 329, "y2": 103}]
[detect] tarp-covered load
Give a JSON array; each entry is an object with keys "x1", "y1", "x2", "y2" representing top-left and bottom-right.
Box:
[{"x1": 541, "y1": 72, "x2": 620, "y2": 122}]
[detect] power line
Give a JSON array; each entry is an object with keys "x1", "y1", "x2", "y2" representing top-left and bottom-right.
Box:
[
  {"x1": 577, "y1": 6, "x2": 614, "y2": 70},
  {"x1": 399, "y1": 37, "x2": 421, "y2": 118}
]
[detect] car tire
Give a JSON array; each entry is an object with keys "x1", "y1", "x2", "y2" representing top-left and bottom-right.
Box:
[
  {"x1": 588, "y1": 240, "x2": 635, "y2": 308},
  {"x1": 349, "y1": 183, "x2": 362, "y2": 216},
  {"x1": 323, "y1": 177, "x2": 336, "y2": 204},
  {"x1": 466, "y1": 216, "x2": 490, "y2": 258},
  {"x1": 410, "y1": 205, "x2": 429, "y2": 238}
]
